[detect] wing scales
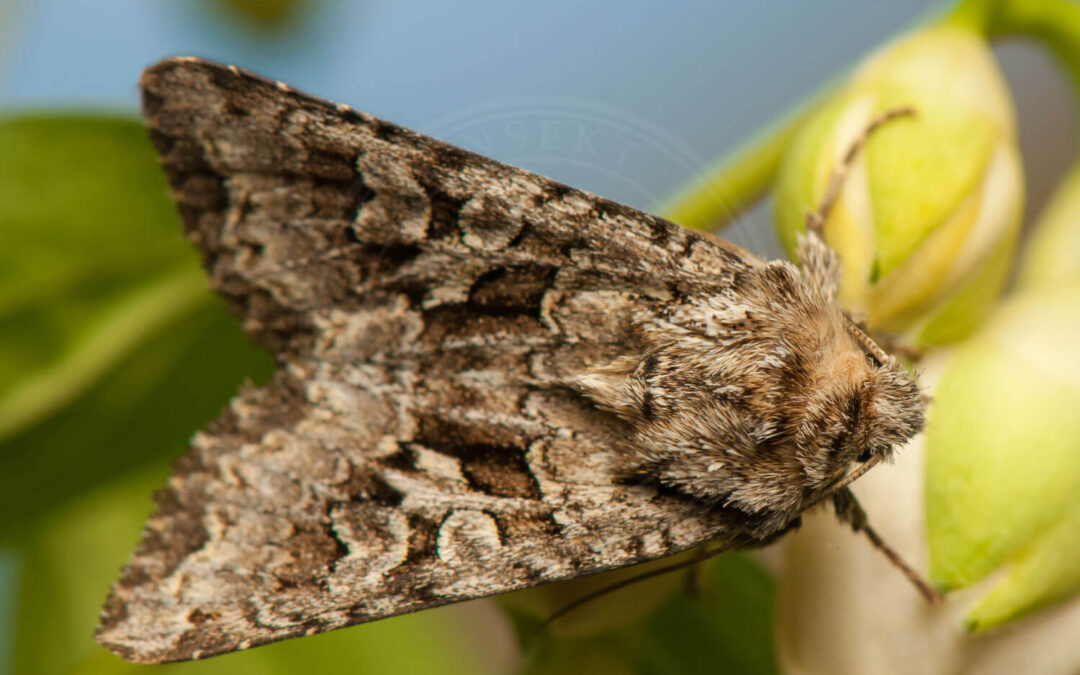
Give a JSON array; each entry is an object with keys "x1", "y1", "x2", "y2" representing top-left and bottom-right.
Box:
[{"x1": 97, "y1": 57, "x2": 760, "y2": 663}]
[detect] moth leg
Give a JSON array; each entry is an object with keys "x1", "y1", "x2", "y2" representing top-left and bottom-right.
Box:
[
  {"x1": 831, "y1": 488, "x2": 941, "y2": 604},
  {"x1": 799, "y1": 106, "x2": 917, "y2": 301},
  {"x1": 682, "y1": 549, "x2": 707, "y2": 599},
  {"x1": 540, "y1": 546, "x2": 730, "y2": 631}
]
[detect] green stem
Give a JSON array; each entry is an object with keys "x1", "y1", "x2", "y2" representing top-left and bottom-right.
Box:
[
  {"x1": 659, "y1": 103, "x2": 817, "y2": 232},
  {"x1": 949, "y1": 0, "x2": 1080, "y2": 101},
  {"x1": 663, "y1": 0, "x2": 1080, "y2": 235},
  {"x1": 659, "y1": 0, "x2": 960, "y2": 234},
  {"x1": 947, "y1": 0, "x2": 1080, "y2": 288}
]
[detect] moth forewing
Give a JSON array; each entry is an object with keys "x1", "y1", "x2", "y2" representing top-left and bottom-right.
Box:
[{"x1": 96, "y1": 57, "x2": 925, "y2": 664}]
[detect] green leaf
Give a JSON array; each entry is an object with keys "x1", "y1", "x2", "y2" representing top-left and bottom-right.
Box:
[
  {"x1": 0, "y1": 116, "x2": 206, "y2": 441},
  {"x1": 0, "y1": 298, "x2": 273, "y2": 534},
  {"x1": 514, "y1": 553, "x2": 778, "y2": 675},
  {"x1": 0, "y1": 115, "x2": 276, "y2": 532},
  {"x1": 0, "y1": 547, "x2": 19, "y2": 672}
]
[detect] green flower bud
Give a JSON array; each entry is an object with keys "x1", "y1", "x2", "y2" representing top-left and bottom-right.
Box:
[
  {"x1": 776, "y1": 25, "x2": 1024, "y2": 345},
  {"x1": 1017, "y1": 165, "x2": 1080, "y2": 290},
  {"x1": 926, "y1": 281, "x2": 1080, "y2": 629}
]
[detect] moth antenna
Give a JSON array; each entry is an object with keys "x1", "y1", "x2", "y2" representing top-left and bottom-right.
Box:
[
  {"x1": 538, "y1": 545, "x2": 730, "y2": 632},
  {"x1": 842, "y1": 316, "x2": 893, "y2": 367},
  {"x1": 831, "y1": 488, "x2": 942, "y2": 605},
  {"x1": 806, "y1": 105, "x2": 917, "y2": 234},
  {"x1": 799, "y1": 106, "x2": 916, "y2": 295},
  {"x1": 843, "y1": 310, "x2": 922, "y2": 365},
  {"x1": 872, "y1": 331, "x2": 924, "y2": 362},
  {"x1": 835, "y1": 452, "x2": 885, "y2": 491}
]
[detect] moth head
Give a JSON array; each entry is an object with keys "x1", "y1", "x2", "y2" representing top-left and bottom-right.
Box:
[
  {"x1": 859, "y1": 355, "x2": 926, "y2": 456},
  {"x1": 795, "y1": 321, "x2": 925, "y2": 489}
]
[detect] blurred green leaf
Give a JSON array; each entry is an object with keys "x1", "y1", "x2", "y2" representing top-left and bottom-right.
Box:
[
  {"x1": 0, "y1": 115, "x2": 275, "y2": 532},
  {"x1": 0, "y1": 298, "x2": 273, "y2": 533},
  {"x1": 0, "y1": 547, "x2": 18, "y2": 672},
  {"x1": 0, "y1": 116, "x2": 210, "y2": 441},
  {"x1": 514, "y1": 553, "x2": 778, "y2": 675},
  {"x1": 210, "y1": 0, "x2": 314, "y2": 27}
]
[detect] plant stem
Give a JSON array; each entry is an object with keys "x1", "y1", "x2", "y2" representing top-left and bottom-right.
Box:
[
  {"x1": 949, "y1": 0, "x2": 1080, "y2": 101},
  {"x1": 663, "y1": 0, "x2": 1080, "y2": 235},
  {"x1": 948, "y1": 0, "x2": 1080, "y2": 288},
  {"x1": 658, "y1": 105, "x2": 815, "y2": 232}
]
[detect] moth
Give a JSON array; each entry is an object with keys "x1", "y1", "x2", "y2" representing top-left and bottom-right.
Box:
[{"x1": 97, "y1": 57, "x2": 928, "y2": 664}]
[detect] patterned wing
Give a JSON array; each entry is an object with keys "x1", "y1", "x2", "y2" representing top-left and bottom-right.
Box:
[{"x1": 96, "y1": 57, "x2": 763, "y2": 663}]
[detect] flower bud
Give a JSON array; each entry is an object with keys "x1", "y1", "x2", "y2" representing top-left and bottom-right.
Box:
[
  {"x1": 926, "y1": 281, "x2": 1080, "y2": 629},
  {"x1": 775, "y1": 25, "x2": 1024, "y2": 345},
  {"x1": 1016, "y1": 165, "x2": 1080, "y2": 290}
]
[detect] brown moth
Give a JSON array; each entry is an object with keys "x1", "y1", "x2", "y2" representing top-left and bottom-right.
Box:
[{"x1": 96, "y1": 57, "x2": 926, "y2": 664}]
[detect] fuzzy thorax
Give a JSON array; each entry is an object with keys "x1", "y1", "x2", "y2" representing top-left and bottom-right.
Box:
[{"x1": 577, "y1": 260, "x2": 925, "y2": 538}]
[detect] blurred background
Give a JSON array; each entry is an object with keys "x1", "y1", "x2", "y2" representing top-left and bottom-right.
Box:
[{"x1": 0, "y1": 1, "x2": 1075, "y2": 674}]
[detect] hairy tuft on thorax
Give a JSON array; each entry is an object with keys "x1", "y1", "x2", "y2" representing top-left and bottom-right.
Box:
[{"x1": 578, "y1": 259, "x2": 925, "y2": 537}]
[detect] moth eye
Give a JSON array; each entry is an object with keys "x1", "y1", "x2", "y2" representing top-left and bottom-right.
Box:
[{"x1": 856, "y1": 449, "x2": 873, "y2": 463}]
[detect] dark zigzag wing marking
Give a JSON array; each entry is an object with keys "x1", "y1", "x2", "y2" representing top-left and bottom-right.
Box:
[{"x1": 95, "y1": 57, "x2": 763, "y2": 664}]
